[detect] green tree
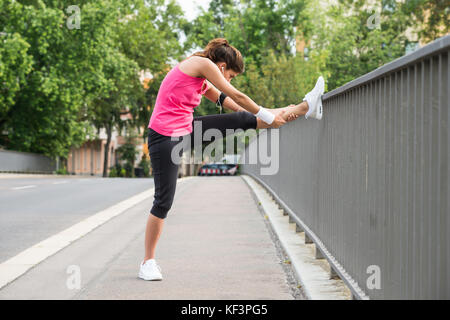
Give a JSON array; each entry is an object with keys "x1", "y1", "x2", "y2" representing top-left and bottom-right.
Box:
[
  {"x1": 0, "y1": 31, "x2": 33, "y2": 145},
  {"x1": 186, "y1": 0, "x2": 317, "y2": 117},
  {"x1": 116, "y1": 134, "x2": 139, "y2": 178},
  {"x1": 310, "y1": 0, "x2": 449, "y2": 91},
  {"x1": 0, "y1": 0, "x2": 116, "y2": 157},
  {"x1": 404, "y1": 0, "x2": 449, "y2": 42},
  {"x1": 0, "y1": 0, "x2": 186, "y2": 174},
  {"x1": 89, "y1": 48, "x2": 142, "y2": 177},
  {"x1": 185, "y1": 0, "x2": 311, "y2": 68},
  {"x1": 116, "y1": 0, "x2": 186, "y2": 139}
]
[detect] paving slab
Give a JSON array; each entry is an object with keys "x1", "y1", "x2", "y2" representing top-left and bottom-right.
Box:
[{"x1": 0, "y1": 177, "x2": 294, "y2": 300}]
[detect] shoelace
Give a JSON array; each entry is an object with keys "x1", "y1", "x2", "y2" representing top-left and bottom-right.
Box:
[{"x1": 144, "y1": 261, "x2": 162, "y2": 272}]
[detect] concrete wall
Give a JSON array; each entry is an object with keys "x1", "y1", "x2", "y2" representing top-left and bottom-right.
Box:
[{"x1": 0, "y1": 150, "x2": 56, "y2": 173}]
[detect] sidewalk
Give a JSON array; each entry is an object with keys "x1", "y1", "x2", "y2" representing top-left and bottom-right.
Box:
[{"x1": 0, "y1": 177, "x2": 295, "y2": 300}]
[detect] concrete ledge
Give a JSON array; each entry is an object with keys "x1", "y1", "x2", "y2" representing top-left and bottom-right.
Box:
[{"x1": 242, "y1": 175, "x2": 352, "y2": 300}]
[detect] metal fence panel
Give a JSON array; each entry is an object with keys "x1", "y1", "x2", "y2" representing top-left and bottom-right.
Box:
[
  {"x1": 0, "y1": 150, "x2": 56, "y2": 173},
  {"x1": 242, "y1": 35, "x2": 450, "y2": 299}
]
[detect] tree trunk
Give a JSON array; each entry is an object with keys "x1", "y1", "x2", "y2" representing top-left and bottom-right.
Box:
[{"x1": 102, "y1": 124, "x2": 112, "y2": 178}]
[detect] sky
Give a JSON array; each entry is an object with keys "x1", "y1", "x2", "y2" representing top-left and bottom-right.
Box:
[{"x1": 177, "y1": 0, "x2": 212, "y2": 21}]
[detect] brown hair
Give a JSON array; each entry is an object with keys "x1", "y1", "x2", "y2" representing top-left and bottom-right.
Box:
[{"x1": 192, "y1": 38, "x2": 244, "y2": 74}]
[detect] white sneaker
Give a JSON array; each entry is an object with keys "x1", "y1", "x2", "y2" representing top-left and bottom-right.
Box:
[
  {"x1": 138, "y1": 259, "x2": 163, "y2": 281},
  {"x1": 303, "y1": 76, "x2": 324, "y2": 120}
]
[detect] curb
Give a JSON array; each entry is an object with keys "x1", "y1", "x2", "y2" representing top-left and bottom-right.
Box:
[{"x1": 241, "y1": 175, "x2": 352, "y2": 300}]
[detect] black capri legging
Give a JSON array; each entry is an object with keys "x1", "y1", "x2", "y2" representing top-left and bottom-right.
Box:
[{"x1": 148, "y1": 111, "x2": 257, "y2": 219}]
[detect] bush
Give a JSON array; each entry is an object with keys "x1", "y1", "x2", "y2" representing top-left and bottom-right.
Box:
[
  {"x1": 117, "y1": 137, "x2": 138, "y2": 178},
  {"x1": 56, "y1": 167, "x2": 69, "y2": 175},
  {"x1": 114, "y1": 163, "x2": 123, "y2": 177},
  {"x1": 139, "y1": 156, "x2": 151, "y2": 177},
  {"x1": 123, "y1": 162, "x2": 134, "y2": 178},
  {"x1": 109, "y1": 167, "x2": 118, "y2": 177}
]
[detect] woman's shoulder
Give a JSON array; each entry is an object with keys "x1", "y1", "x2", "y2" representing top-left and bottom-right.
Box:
[{"x1": 178, "y1": 56, "x2": 213, "y2": 78}]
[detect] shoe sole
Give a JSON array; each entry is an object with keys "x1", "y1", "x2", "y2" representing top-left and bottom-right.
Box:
[
  {"x1": 138, "y1": 273, "x2": 163, "y2": 281},
  {"x1": 306, "y1": 77, "x2": 324, "y2": 120},
  {"x1": 311, "y1": 95, "x2": 323, "y2": 120}
]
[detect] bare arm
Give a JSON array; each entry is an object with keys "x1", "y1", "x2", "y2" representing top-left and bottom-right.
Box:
[
  {"x1": 199, "y1": 58, "x2": 260, "y2": 114},
  {"x1": 203, "y1": 81, "x2": 246, "y2": 112},
  {"x1": 186, "y1": 56, "x2": 285, "y2": 127}
]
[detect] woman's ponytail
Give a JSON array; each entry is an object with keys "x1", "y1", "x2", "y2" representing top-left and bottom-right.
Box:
[{"x1": 192, "y1": 38, "x2": 244, "y2": 74}]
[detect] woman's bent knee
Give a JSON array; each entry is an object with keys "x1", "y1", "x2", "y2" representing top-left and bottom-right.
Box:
[
  {"x1": 236, "y1": 111, "x2": 257, "y2": 130},
  {"x1": 150, "y1": 205, "x2": 171, "y2": 220}
]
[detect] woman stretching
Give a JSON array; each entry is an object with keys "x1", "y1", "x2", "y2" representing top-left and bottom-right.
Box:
[{"x1": 139, "y1": 38, "x2": 324, "y2": 281}]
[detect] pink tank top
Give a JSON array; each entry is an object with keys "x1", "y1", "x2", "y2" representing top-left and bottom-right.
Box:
[{"x1": 148, "y1": 64, "x2": 209, "y2": 137}]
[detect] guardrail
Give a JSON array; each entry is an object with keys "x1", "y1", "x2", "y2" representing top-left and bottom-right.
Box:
[
  {"x1": 241, "y1": 35, "x2": 449, "y2": 299},
  {"x1": 0, "y1": 149, "x2": 56, "y2": 173}
]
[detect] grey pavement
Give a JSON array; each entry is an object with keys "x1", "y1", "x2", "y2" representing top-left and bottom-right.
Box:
[
  {"x1": 0, "y1": 176, "x2": 294, "y2": 300},
  {"x1": 0, "y1": 176, "x2": 154, "y2": 263}
]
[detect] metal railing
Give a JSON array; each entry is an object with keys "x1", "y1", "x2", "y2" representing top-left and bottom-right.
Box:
[
  {"x1": 0, "y1": 149, "x2": 56, "y2": 173},
  {"x1": 241, "y1": 35, "x2": 450, "y2": 299}
]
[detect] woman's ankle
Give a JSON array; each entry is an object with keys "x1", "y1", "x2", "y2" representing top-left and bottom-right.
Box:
[{"x1": 294, "y1": 102, "x2": 308, "y2": 115}]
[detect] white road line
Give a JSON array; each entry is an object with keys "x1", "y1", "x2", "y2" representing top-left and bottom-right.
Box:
[
  {"x1": 11, "y1": 185, "x2": 36, "y2": 190},
  {"x1": 53, "y1": 181, "x2": 69, "y2": 185},
  {"x1": 0, "y1": 177, "x2": 192, "y2": 290}
]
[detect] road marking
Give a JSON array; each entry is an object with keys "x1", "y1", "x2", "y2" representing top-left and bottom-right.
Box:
[
  {"x1": 11, "y1": 185, "x2": 36, "y2": 190},
  {"x1": 0, "y1": 177, "x2": 192, "y2": 290},
  {"x1": 53, "y1": 181, "x2": 69, "y2": 185}
]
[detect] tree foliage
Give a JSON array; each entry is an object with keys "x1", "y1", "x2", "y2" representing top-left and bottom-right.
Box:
[
  {"x1": 0, "y1": 0, "x2": 184, "y2": 161},
  {"x1": 1, "y1": 0, "x2": 447, "y2": 165}
]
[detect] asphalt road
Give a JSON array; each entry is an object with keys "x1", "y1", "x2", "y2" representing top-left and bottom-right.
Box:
[
  {"x1": 0, "y1": 176, "x2": 154, "y2": 263},
  {"x1": 0, "y1": 177, "x2": 295, "y2": 300}
]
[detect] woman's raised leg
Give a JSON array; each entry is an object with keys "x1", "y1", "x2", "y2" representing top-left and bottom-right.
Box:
[{"x1": 256, "y1": 101, "x2": 309, "y2": 129}]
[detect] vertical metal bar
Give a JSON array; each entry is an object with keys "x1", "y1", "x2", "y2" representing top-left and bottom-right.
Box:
[
  {"x1": 438, "y1": 49, "x2": 449, "y2": 299},
  {"x1": 367, "y1": 81, "x2": 374, "y2": 295},
  {"x1": 382, "y1": 75, "x2": 388, "y2": 299},
  {"x1": 388, "y1": 72, "x2": 394, "y2": 298},
  {"x1": 372, "y1": 78, "x2": 380, "y2": 299},
  {"x1": 407, "y1": 65, "x2": 415, "y2": 299},
  {"x1": 344, "y1": 91, "x2": 347, "y2": 267},
  {"x1": 340, "y1": 92, "x2": 344, "y2": 266},
  {"x1": 425, "y1": 58, "x2": 432, "y2": 299},
  {"x1": 430, "y1": 55, "x2": 439, "y2": 299},
  {"x1": 356, "y1": 87, "x2": 361, "y2": 283},
  {"x1": 400, "y1": 67, "x2": 407, "y2": 299},
  {"x1": 415, "y1": 60, "x2": 423, "y2": 299},
  {"x1": 436, "y1": 52, "x2": 444, "y2": 299},
  {"x1": 447, "y1": 49, "x2": 450, "y2": 299},
  {"x1": 393, "y1": 70, "x2": 400, "y2": 298},
  {"x1": 414, "y1": 61, "x2": 420, "y2": 299},
  {"x1": 375, "y1": 77, "x2": 384, "y2": 300},
  {"x1": 364, "y1": 83, "x2": 369, "y2": 290},
  {"x1": 420, "y1": 59, "x2": 427, "y2": 299}
]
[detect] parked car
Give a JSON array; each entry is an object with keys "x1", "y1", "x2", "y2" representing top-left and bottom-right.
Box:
[{"x1": 198, "y1": 163, "x2": 239, "y2": 176}]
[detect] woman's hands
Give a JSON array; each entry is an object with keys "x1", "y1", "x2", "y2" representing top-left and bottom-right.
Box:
[
  {"x1": 270, "y1": 110, "x2": 287, "y2": 128},
  {"x1": 286, "y1": 104, "x2": 300, "y2": 122}
]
